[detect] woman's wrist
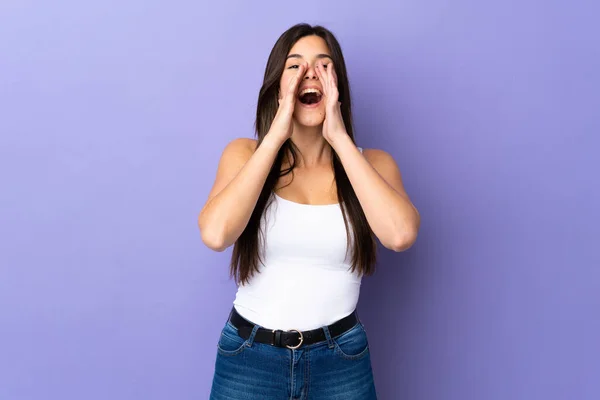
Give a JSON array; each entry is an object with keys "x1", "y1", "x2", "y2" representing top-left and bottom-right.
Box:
[{"x1": 261, "y1": 131, "x2": 288, "y2": 152}]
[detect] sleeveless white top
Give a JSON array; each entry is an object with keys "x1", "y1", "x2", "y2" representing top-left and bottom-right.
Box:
[{"x1": 233, "y1": 148, "x2": 364, "y2": 331}]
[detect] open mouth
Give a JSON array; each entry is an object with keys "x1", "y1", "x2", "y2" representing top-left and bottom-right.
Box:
[{"x1": 298, "y1": 88, "x2": 323, "y2": 106}]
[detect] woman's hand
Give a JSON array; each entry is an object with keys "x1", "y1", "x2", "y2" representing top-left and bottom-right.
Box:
[
  {"x1": 315, "y1": 60, "x2": 348, "y2": 143},
  {"x1": 269, "y1": 62, "x2": 308, "y2": 143}
]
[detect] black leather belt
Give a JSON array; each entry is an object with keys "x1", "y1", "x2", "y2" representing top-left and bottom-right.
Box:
[{"x1": 229, "y1": 307, "x2": 358, "y2": 349}]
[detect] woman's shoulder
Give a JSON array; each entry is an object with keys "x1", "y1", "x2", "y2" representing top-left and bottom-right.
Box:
[
  {"x1": 220, "y1": 137, "x2": 258, "y2": 160},
  {"x1": 361, "y1": 147, "x2": 395, "y2": 163},
  {"x1": 225, "y1": 137, "x2": 258, "y2": 151},
  {"x1": 361, "y1": 147, "x2": 403, "y2": 175}
]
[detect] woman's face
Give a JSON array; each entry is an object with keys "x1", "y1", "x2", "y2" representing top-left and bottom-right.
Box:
[{"x1": 279, "y1": 35, "x2": 333, "y2": 128}]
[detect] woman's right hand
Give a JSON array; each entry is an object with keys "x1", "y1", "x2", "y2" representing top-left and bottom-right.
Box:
[{"x1": 268, "y1": 62, "x2": 307, "y2": 142}]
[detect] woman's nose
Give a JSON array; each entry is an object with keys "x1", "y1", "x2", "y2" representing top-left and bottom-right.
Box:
[{"x1": 304, "y1": 64, "x2": 319, "y2": 80}]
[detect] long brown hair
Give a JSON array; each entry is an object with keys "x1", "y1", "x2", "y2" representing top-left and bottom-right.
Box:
[{"x1": 230, "y1": 23, "x2": 377, "y2": 285}]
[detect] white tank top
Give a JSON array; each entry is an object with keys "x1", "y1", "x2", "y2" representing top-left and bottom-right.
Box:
[{"x1": 233, "y1": 149, "x2": 364, "y2": 331}]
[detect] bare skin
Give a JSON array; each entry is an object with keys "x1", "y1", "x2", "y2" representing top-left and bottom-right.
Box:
[{"x1": 198, "y1": 35, "x2": 420, "y2": 252}]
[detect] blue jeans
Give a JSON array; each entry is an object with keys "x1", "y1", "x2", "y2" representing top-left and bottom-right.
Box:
[{"x1": 210, "y1": 315, "x2": 377, "y2": 399}]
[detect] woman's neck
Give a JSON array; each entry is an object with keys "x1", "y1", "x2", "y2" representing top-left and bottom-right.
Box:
[{"x1": 289, "y1": 124, "x2": 332, "y2": 168}]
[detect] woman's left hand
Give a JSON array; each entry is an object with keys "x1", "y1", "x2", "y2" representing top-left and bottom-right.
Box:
[{"x1": 316, "y1": 60, "x2": 347, "y2": 143}]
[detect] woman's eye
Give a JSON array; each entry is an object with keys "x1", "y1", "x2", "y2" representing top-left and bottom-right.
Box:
[{"x1": 288, "y1": 65, "x2": 299, "y2": 69}]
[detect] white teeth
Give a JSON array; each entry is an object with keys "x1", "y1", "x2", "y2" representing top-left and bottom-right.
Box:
[{"x1": 299, "y1": 88, "x2": 322, "y2": 96}]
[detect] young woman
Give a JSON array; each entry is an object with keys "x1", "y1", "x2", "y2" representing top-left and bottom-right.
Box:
[{"x1": 199, "y1": 23, "x2": 420, "y2": 400}]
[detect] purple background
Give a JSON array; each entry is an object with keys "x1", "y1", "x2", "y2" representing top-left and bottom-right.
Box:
[{"x1": 1, "y1": 1, "x2": 599, "y2": 399}]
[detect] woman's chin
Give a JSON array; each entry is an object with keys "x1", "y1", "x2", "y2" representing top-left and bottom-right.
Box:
[{"x1": 293, "y1": 109, "x2": 325, "y2": 128}]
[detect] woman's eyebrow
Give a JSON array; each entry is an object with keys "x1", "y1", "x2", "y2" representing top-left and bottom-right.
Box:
[{"x1": 286, "y1": 53, "x2": 333, "y2": 60}]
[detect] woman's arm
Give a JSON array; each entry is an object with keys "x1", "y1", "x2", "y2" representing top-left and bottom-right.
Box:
[
  {"x1": 330, "y1": 135, "x2": 420, "y2": 252},
  {"x1": 315, "y1": 60, "x2": 419, "y2": 251},
  {"x1": 198, "y1": 135, "x2": 283, "y2": 252},
  {"x1": 198, "y1": 64, "x2": 307, "y2": 251}
]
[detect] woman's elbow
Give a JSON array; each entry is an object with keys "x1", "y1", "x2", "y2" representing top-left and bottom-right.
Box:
[
  {"x1": 198, "y1": 214, "x2": 229, "y2": 252},
  {"x1": 199, "y1": 227, "x2": 229, "y2": 252},
  {"x1": 386, "y1": 225, "x2": 419, "y2": 252}
]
